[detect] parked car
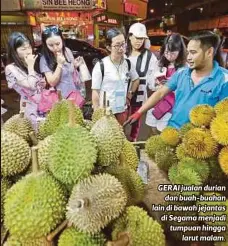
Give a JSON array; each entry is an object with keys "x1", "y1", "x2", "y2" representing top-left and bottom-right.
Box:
[{"x1": 148, "y1": 34, "x2": 189, "y2": 58}]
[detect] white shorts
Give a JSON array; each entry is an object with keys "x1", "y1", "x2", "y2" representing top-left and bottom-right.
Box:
[{"x1": 145, "y1": 108, "x2": 172, "y2": 132}]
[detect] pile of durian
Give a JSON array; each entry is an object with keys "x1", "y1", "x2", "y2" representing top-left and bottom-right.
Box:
[
  {"x1": 145, "y1": 98, "x2": 228, "y2": 242},
  {"x1": 1, "y1": 99, "x2": 166, "y2": 246}
]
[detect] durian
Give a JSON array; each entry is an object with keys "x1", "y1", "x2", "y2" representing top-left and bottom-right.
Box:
[
  {"x1": 58, "y1": 227, "x2": 106, "y2": 246},
  {"x1": 219, "y1": 146, "x2": 228, "y2": 175},
  {"x1": 3, "y1": 113, "x2": 34, "y2": 142},
  {"x1": 120, "y1": 140, "x2": 139, "y2": 170},
  {"x1": 111, "y1": 206, "x2": 166, "y2": 246},
  {"x1": 189, "y1": 104, "x2": 215, "y2": 127},
  {"x1": 179, "y1": 122, "x2": 195, "y2": 138},
  {"x1": 49, "y1": 124, "x2": 97, "y2": 186},
  {"x1": 178, "y1": 157, "x2": 210, "y2": 182},
  {"x1": 4, "y1": 148, "x2": 67, "y2": 242},
  {"x1": 66, "y1": 173, "x2": 127, "y2": 234},
  {"x1": 210, "y1": 113, "x2": 228, "y2": 146},
  {"x1": 145, "y1": 135, "x2": 167, "y2": 160},
  {"x1": 92, "y1": 108, "x2": 106, "y2": 123},
  {"x1": 104, "y1": 165, "x2": 145, "y2": 206},
  {"x1": 1, "y1": 130, "x2": 31, "y2": 177},
  {"x1": 4, "y1": 171, "x2": 67, "y2": 241},
  {"x1": 155, "y1": 146, "x2": 178, "y2": 172},
  {"x1": 160, "y1": 127, "x2": 180, "y2": 146},
  {"x1": 38, "y1": 100, "x2": 84, "y2": 139},
  {"x1": 168, "y1": 165, "x2": 202, "y2": 196},
  {"x1": 83, "y1": 120, "x2": 93, "y2": 131},
  {"x1": 4, "y1": 236, "x2": 54, "y2": 246},
  {"x1": 183, "y1": 128, "x2": 218, "y2": 159},
  {"x1": 91, "y1": 116, "x2": 124, "y2": 166},
  {"x1": 1, "y1": 178, "x2": 12, "y2": 222},
  {"x1": 214, "y1": 98, "x2": 228, "y2": 116},
  {"x1": 176, "y1": 144, "x2": 188, "y2": 160},
  {"x1": 37, "y1": 135, "x2": 53, "y2": 172}
]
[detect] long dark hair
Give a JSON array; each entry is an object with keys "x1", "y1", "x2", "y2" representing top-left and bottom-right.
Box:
[
  {"x1": 159, "y1": 33, "x2": 187, "y2": 70},
  {"x1": 7, "y1": 32, "x2": 39, "y2": 74},
  {"x1": 41, "y1": 25, "x2": 70, "y2": 71},
  {"x1": 189, "y1": 31, "x2": 224, "y2": 67}
]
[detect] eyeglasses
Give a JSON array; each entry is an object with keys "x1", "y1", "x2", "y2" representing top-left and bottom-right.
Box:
[
  {"x1": 43, "y1": 26, "x2": 60, "y2": 35},
  {"x1": 164, "y1": 50, "x2": 179, "y2": 57},
  {"x1": 112, "y1": 43, "x2": 127, "y2": 50}
]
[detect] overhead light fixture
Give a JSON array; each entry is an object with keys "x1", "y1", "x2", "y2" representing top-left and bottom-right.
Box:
[
  {"x1": 150, "y1": 9, "x2": 154, "y2": 13},
  {"x1": 165, "y1": 2, "x2": 168, "y2": 6}
]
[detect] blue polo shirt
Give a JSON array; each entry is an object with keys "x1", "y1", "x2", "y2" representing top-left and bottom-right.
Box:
[{"x1": 166, "y1": 61, "x2": 228, "y2": 129}]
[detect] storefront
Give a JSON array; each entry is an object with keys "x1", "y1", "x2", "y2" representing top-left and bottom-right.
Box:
[
  {"x1": 22, "y1": 0, "x2": 107, "y2": 46},
  {"x1": 1, "y1": 0, "x2": 33, "y2": 50},
  {"x1": 93, "y1": 0, "x2": 148, "y2": 47}
]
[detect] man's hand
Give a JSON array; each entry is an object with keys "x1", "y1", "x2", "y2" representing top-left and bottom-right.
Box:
[{"x1": 123, "y1": 111, "x2": 142, "y2": 127}]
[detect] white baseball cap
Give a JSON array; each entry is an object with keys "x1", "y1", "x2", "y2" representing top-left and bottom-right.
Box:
[{"x1": 129, "y1": 23, "x2": 148, "y2": 39}]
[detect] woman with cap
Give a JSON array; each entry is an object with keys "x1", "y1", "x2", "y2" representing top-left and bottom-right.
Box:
[{"x1": 126, "y1": 22, "x2": 158, "y2": 141}]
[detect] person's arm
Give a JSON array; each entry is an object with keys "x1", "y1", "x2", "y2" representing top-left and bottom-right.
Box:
[
  {"x1": 91, "y1": 61, "x2": 103, "y2": 109},
  {"x1": 5, "y1": 63, "x2": 38, "y2": 91},
  {"x1": 41, "y1": 52, "x2": 66, "y2": 87},
  {"x1": 92, "y1": 89, "x2": 100, "y2": 110}
]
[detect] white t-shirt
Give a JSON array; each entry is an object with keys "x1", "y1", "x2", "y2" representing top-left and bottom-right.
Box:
[
  {"x1": 128, "y1": 51, "x2": 158, "y2": 102},
  {"x1": 92, "y1": 56, "x2": 139, "y2": 114}
]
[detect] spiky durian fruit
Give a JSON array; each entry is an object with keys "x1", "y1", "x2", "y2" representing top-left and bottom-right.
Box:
[
  {"x1": 120, "y1": 140, "x2": 139, "y2": 170},
  {"x1": 83, "y1": 120, "x2": 93, "y2": 131},
  {"x1": 92, "y1": 108, "x2": 106, "y2": 123},
  {"x1": 183, "y1": 128, "x2": 218, "y2": 159},
  {"x1": 207, "y1": 157, "x2": 228, "y2": 197},
  {"x1": 1, "y1": 130, "x2": 31, "y2": 177},
  {"x1": 4, "y1": 172, "x2": 67, "y2": 241},
  {"x1": 155, "y1": 146, "x2": 178, "y2": 172},
  {"x1": 145, "y1": 135, "x2": 167, "y2": 160},
  {"x1": 210, "y1": 113, "x2": 228, "y2": 146},
  {"x1": 58, "y1": 227, "x2": 106, "y2": 246},
  {"x1": 160, "y1": 127, "x2": 180, "y2": 146},
  {"x1": 176, "y1": 144, "x2": 188, "y2": 160},
  {"x1": 3, "y1": 114, "x2": 34, "y2": 142},
  {"x1": 37, "y1": 135, "x2": 53, "y2": 172},
  {"x1": 1, "y1": 178, "x2": 12, "y2": 222},
  {"x1": 168, "y1": 165, "x2": 202, "y2": 196},
  {"x1": 214, "y1": 98, "x2": 228, "y2": 116},
  {"x1": 5, "y1": 236, "x2": 54, "y2": 246},
  {"x1": 91, "y1": 116, "x2": 124, "y2": 166},
  {"x1": 39, "y1": 100, "x2": 84, "y2": 139},
  {"x1": 178, "y1": 157, "x2": 210, "y2": 182},
  {"x1": 66, "y1": 173, "x2": 127, "y2": 234},
  {"x1": 49, "y1": 124, "x2": 97, "y2": 187},
  {"x1": 197, "y1": 192, "x2": 228, "y2": 226},
  {"x1": 105, "y1": 165, "x2": 145, "y2": 206},
  {"x1": 179, "y1": 122, "x2": 195, "y2": 138},
  {"x1": 189, "y1": 104, "x2": 215, "y2": 127},
  {"x1": 111, "y1": 206, "x2": 165, "y2": 246},
  {"x1": 219, "y1": 147, "x2": 228, "y2": 175}
]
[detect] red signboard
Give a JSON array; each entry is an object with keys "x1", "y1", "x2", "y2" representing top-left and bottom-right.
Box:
[
  {"x1": 218, "y1": 15, "x2": 228, "y2": 28},
  {"x1": 124, "y1": 2, "x2": 139, "y2": 16}
]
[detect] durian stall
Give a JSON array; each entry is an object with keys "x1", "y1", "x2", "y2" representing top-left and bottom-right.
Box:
[{"x1": 1, "y1": 96, "x2": 228, "y2": 246}]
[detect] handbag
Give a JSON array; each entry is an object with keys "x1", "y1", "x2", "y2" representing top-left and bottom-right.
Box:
[
  {"x1": 66, "y1": 90, "x2": 85, "y2": 109},
  {"x1": 152, "y1": 92, "x2": 175, "y2": 120},
  {"x1": 78, "y1": 57, "x2": 91, "y2": 82},
  {"x1": 37, "y1": 88, "x2": 60, "y2": 113}
]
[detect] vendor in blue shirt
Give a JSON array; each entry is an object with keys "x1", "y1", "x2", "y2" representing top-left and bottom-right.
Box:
[{"x1": 125, "y1": 31, "x2": 228, "y2": 129}]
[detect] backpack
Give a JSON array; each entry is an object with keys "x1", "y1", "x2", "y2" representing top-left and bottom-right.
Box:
[{"x1": 99, "y1": 58, "x2": 132, "y2": 90}]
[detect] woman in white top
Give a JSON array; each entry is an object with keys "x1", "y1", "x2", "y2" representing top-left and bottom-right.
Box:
[
  {"x1": 92, "y1": 27, "x2": 139, "y2": 126},
  {"x1": 126, "y1": 23, "x2": 158, "y2": 141},
  {"x1": 145, "y1": 33, "x2": 187, "y2": 135}
]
